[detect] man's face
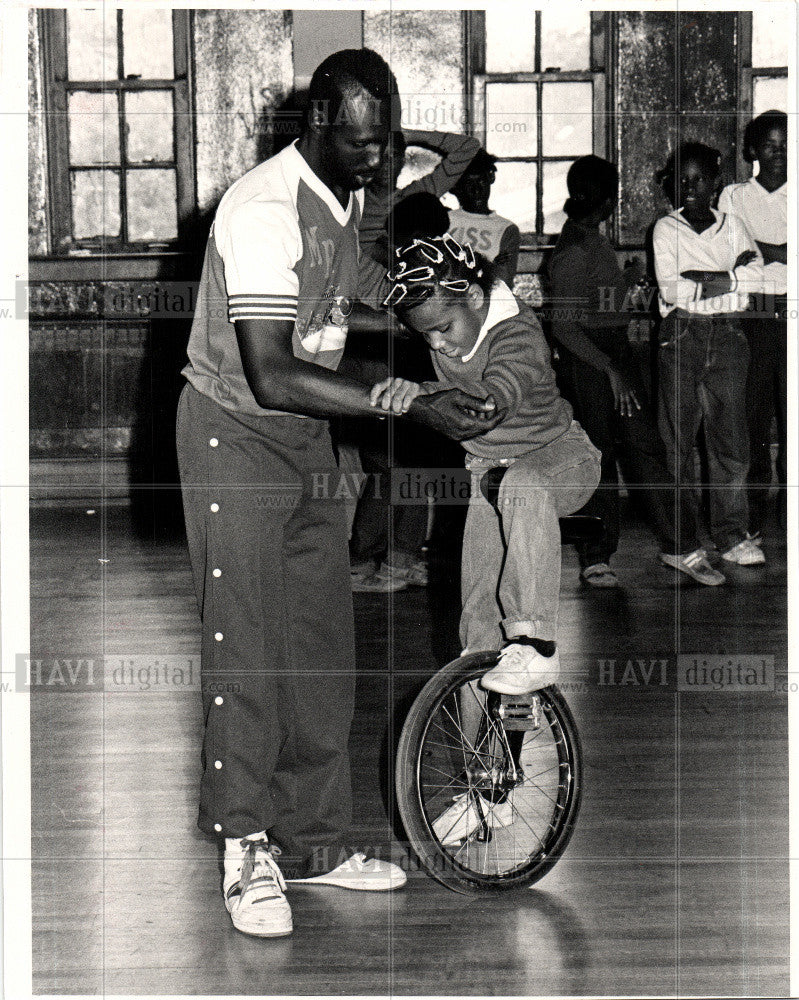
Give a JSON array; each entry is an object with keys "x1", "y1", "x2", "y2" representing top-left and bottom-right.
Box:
[{"x1": 320, "y1": 86, "x2": 390, "y2": 191}]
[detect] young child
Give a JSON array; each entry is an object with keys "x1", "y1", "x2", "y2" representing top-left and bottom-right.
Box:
[
  {"x1": 549, "y1": 155, "x2": 725, "y2": 588},
  {"x1": 652, "y1": 142, "x2": 769, "y2": 566},
  {"x1": 448, "y1": 149, "x2": 521, "y2": 287},
  {"x1": 718, "y1": 111, "x2": 787, "y2": 537},
  {"x1": 372, "y1": 234, "x2": 601, "y2": 695}
]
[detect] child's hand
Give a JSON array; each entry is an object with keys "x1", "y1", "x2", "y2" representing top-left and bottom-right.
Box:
[
  {"x1": 734, "y1": 249, "x2": 757, "y2": 268},
  {"x1": 369, "y1": 377, "x2": 423, "y2": 415},
  {"x1": 460, "y1": 393, "x2": 498, "y2": 420}
]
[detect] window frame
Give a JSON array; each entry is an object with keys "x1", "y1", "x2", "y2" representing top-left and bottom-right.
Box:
[
  {"x1": 41, "y1": 8, "x2": 195, "y2": 256},
  {"x1": 466, "y1": 11, "x2": 608, "y2": 250},
  {"x1": 736, "y1": 11, "x2": 789, "y2": 180}
]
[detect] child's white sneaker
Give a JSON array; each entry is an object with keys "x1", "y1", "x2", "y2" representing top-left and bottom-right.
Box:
[
  {"x1": 432, "y1": 791, "x2": 515, "y2": 846},
  {"x1": 224, "y1": 834, "x2": 293, "y2": 937},
  {"x1": 722, "y1": 538, "x2": 766, "y2": 566},
  {"x1": 481, "y1": 641, "x2": 561, "y2": 694}
]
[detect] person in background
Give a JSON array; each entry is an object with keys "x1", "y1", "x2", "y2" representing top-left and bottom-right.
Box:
[
  {"x1": 653, "y1": 141, "x2": 771, "y2": 569},
  {"x1": 346, "y1": 193, "x2": 453, "y2": 591},
  {"x1": 448, "y1": 149, "x2": 521, "y2": 288},
  {"x1": 548, "y1": 155, "x2": 725, "y2": 587},
  {"x1": 718, "y1": 110, "x2": 787, "y2": 538}
]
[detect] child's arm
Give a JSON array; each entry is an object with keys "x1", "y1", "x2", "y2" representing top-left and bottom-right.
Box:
[
  {"x1": 398, "y1": 130, "x2": 482, "y2": 199},
  {"x1": 370, "y1": 377, "x2": 426, "y2": 415},
  {"x1": 493, "y1": 225, "x2": 521, "y2": 288},
  {"x1": 652, "y1": 217, "x2": 704, "y2": 311},
  {"x1": 757, "y1": 241, "x2": 787, "y2": 265}
]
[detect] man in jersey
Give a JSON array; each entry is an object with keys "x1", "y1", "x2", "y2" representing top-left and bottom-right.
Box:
[
  {"x1": 448, "y1": 149, "x2": 521, "y2": 288},
  {"x1": 176, "y1": 48, "x2": 503, "y2": 938}
]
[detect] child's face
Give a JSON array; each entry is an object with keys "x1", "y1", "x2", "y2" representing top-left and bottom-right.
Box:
[
  {"x1": 456, "y1": 169, "x2": 494, "y2": 213},
  {"x1": 677, "y1": 159, "x2": 717, "y2": 214},
  {"x1": 403, "y1": 287, "x2": 484, "y2": 359},
  {"x1": 752, "y1": 126, "x2": 787, "y2": 179}
]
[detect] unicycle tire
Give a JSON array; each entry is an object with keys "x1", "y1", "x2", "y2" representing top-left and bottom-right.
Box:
[{"x1": 395, "y1": 651, "x2": 582, "y2": 893}]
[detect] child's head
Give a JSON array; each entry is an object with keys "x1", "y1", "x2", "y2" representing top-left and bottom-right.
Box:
[
  {"x1": 657, "y1": 142, "x2": 722, "y2": 211},
  {"x1": 743, "y1": 110, "x2": 787, "y2": 178},
  {"x1": 452, "y1": 148, "x2": 498, "y2": 213},
  {"x1": 564, "y1": 155, "x2": 619, "y2": 222},
  {"x1": 388, "y1": 192, "x2": 450, "y2": 242},
  {"x1": 383, "y1": 235, "x2": 494, "y2": 358}
]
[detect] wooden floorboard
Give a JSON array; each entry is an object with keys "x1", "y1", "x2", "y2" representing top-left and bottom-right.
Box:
[{"x1": 29, "y1": 498, "x2": 789, "y2": 996}]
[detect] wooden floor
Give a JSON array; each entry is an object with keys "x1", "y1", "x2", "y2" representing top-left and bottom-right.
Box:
[{"x1": 30, "y1": 494, "x2": 789, "y2": 996}]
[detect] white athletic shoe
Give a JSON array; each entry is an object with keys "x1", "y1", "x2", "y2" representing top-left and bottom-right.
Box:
[
  {"x1": 722, "y1": 538, "x2": 766, "y2": 566},
  {"x1": 286, "y1": 852, "x2": 407, "y2": 891},
  {"x1": 432, "y1": 792, "x2": 515, "y2": 846},
  {"x1": 224, "y1": 835, "x2": 293, "y2": 937},
  {"x1": 481, "y1": 643, "x2": 561, "y2": 694}
]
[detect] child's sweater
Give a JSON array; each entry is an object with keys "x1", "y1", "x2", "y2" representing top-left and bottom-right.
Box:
[
  {"x1": 425, "y1": 281, "x2": 573, "y2": 461},
  {"x1": 652, "y1": 208, "x2": 768, "y2": 317}
]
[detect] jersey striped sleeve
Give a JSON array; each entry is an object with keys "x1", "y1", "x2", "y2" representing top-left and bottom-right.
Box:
[{"x1": 216, "y1": 197, "x2": 302, "y2": 325}]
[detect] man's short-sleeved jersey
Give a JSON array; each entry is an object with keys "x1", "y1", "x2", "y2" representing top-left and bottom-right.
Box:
[{"x1": 183, "y1": 141, "x2": 366, "y2": 416}]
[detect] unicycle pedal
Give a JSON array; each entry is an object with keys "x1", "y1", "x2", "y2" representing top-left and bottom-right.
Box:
[{"x1": 495, "y1": 694, "x2": 542, "y2": 731}]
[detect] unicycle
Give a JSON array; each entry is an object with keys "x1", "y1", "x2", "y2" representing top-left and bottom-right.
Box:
[{"x1": 395, "y1": 650, "x2": 583, "y2": 893}]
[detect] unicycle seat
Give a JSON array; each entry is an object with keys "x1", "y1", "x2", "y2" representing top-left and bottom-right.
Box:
[{"x1": 478, "y1": 465, "x2": 603, "y2": 543}]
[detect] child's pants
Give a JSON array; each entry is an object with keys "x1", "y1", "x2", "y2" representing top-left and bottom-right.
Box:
[
  {"x1": 460, "y1": 421, "x2": 601, "y2": 653},
  {"x1": 176, "y1": 383, "x2": 355, "y2": 878},
  {"x1": 744, "y1": 302, "x2": 787, "y2": 533},
  {"x1": 657, "y1": 312, "x2": 750, "y2": 553}
]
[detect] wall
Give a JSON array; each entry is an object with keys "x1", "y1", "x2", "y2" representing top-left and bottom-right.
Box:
[
  {"x1": 616, "y1": 10, "x2": 739, "y2": 246},
  {"x1": 28, "y1": 10, "x2": 748, "y2": 497}
]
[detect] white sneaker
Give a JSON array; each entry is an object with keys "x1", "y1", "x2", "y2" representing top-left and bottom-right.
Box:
[
  {"x1": 660, "y1": 547, "x2": 726, "y2": 586},
  {"x1": 286, "y1": 852, "x2": 407, "y2": 891},
  {"x1": 432, "y1": 791, "x2": 515, "y2": 846},
  {"x1": 721, "y1": 538, "x2": 766, "y2": 566},
  {"x1": 481, "y1": 643, "x2": 561, "y2": 694},
  {"x1": 224, "y1": 835, "x2": 293, "y2": 937}
]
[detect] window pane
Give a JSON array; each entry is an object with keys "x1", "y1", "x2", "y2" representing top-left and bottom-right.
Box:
[
  {"x1": 67, "y1": 9, "x2": 117, "y2": 81},
  {"x1": 122, "y1": 8, "x2": 174, "y2": 79},
  {"x1": 753, "y1": 9, "x2": 791, "y2": 67},
  {"x1": 397, "y1": 147, "x2": 441, "y2": 191},
  {"x1": 127, "y1": 170, "x2": 178, "y2": 241},
  {"x1": 540, "y1": 11, "x2": 590, "y2": 71},
  {"x1": 71, "y1": 170, "x2": 120, "y2": 238},
  {"x1": 68, "y1": 92, "x2": 120, "y2": 166},
  {"x1": 485, "y1": 7, "x2": 536, "y2": 73},
  {"x1": 491, "y1": 162, "x2": 537, "y2": 232},
  {"x1": 485, "y1": 84, "x2": 537, "y2": 157},
  {"x1": 543, "y1": 161, "x2": 572, "y2": 235},
  {"x1": 126, "y1": 91, "x2": 174, "y2": 163},
  {"x1": 754, "y1": 76, "x2": 788, "y2": 115},
  {"x1": 542, "y1": 82, "x2": 593, "y2": 156}
]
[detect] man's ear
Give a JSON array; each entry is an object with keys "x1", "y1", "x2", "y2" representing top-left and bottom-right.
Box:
[
  {"x1": 307, "y1": 102, "x2": 327, "y2": 136},
  {"x1": 467, "y1": 284, "x2": 485, "y2": 312}
]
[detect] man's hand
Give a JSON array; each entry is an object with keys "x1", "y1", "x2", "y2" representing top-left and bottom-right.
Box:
[{"x1": 408, "y1": 388, "x2": 506, "y2": 441}]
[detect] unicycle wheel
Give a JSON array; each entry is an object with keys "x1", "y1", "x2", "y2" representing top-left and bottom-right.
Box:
[{"x1": 395, "y1": 651, "x2": 582, "y2": 893}]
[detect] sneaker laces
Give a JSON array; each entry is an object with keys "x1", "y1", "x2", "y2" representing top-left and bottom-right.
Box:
[
  {"x1": 235, "y1": 838, "x2": 286, "y2": 906},
  {"x1": 496, "y1": 644, "x2": 530, "y2": 671}
]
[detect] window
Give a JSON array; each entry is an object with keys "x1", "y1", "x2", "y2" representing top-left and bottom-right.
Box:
[
  {"x1": 41, "y1": 9, "x2": 194, "y2": 254},
  {"x1": 738, "y1": 9, "x2": 789, "y2": 173},
  {"x1": 468, "y1": 9, "x2": 606, "y2": 246}
]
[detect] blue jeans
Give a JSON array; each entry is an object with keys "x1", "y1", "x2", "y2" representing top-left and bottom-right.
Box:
[
  {"x1": 657, "y1": 312, "x2": 750, "y2": 553},
  {"x1": 461, "y1": 421, "x2": 601, "y2": 652}
]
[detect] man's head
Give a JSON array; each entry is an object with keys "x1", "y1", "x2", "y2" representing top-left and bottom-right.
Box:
[{"x1": 306, "y1": 48, "x2": 398, "y2": 192}]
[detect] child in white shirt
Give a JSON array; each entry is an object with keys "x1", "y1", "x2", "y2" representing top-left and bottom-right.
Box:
[
  {"x1": 718, "y1": 111, "x2": 787, "y2": 536},
  {"x1": 652, "y1": 142, "x2": 768, "y2": 567}
]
